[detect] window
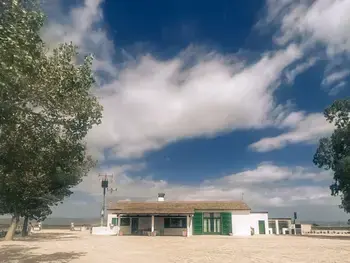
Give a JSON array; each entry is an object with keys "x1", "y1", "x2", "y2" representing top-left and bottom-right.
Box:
[
  {"x1": 120, "y1": 218, "x2": 130, "y2": 226},
  {"x1": 164, "y1": 217, "x2": 187, "y2": 228},
  {"x1": 111, "y1": 218, "x2": 118, "y2": 225}
]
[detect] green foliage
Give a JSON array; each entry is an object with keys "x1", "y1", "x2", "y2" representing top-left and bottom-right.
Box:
[
  {"x1": 0, "y1": 0, "x2": 102, "y2": 229},
  {"x1": 314, "y1": 98, "x2": 350, "y2": 213}
]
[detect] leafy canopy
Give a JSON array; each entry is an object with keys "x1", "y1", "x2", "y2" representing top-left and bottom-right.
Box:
[
  {"x1": 314, "y1": 99, "x2": 350, "y2": 212},
  {"x1": 0, "y1": 0, "x2": 102, "y2": 221}
]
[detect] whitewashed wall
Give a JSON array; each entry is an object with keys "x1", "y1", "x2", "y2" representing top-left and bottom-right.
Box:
[
  {"x1": 249, "y1": 212, "x2": 269, "y2": 235},
  {"x1": 231, "y1": 210, "x2": 251, "y2": 236},
  {"x1": 107, "y1": 213, "x2": 117, "y2": 227}
]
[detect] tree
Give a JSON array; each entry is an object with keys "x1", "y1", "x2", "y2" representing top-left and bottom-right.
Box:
[
  {"x1": 314, "y1": 99, "x2": 350, "y2": 213},
  {"x1": 0, "y1": 0, "x2": 102, "y2": 240}
]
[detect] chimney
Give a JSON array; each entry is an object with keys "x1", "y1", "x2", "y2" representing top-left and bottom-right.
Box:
[{"x1": 158, "y1": 193, "x2": 165, "y2": 202}]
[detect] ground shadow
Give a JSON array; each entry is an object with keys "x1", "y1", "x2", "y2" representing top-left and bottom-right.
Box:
[
  {"x1": 0, "y1": 245, "x2": 86, "y2": 263},
  {"x1": 303, "y1": 235, "x2": 350, "y2": 241},
  {"x1": 14, "y1": 232, "x2": 78, "y2": 242}
]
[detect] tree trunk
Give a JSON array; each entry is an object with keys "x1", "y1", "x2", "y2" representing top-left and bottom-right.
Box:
[
  {"x1": 4, "y1": 214, "x2": 20, "y2": 241},
  {"x1": 21, "y1": 216, "x2": 29, "y2": 237}
]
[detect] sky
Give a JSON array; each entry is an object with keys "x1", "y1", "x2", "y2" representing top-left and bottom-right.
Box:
[{"x1": 39, "y1": 0, "x2": 350, "y2": 221}]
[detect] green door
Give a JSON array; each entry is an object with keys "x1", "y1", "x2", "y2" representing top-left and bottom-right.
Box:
[
  {"x1": 203, "y1": 214, "x2": 221, "y2": 234},
  {"x1": 193, "y1": 212, "x2": 203, "y2": 235},
  {"x1": 221, "y1": 212, "x2": 232, "y2": 235},
  {"x1": 112, "y1": 218, "x2": 118, "y2": 225},
  {"x1": 258, "y1": 220, "x2": 266, "y2": 234}
]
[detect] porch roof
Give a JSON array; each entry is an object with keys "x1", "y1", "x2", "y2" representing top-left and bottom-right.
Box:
[{"x1": 108, "y1": 200, "x2": 250, "y2": 214}]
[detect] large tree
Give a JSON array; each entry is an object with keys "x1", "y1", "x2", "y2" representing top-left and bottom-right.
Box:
[
  {"x1": 0, "y1": 0, "x2": 102, "y2": 240},
  {"x1": 314, "y1": 99, "x2": 350, "y2": 213}
]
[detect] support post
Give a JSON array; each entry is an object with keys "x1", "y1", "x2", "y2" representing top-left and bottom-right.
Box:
[
  {"x1": 117, "y1": 215, "x2": 121, "y2": 235},
  {"x1": 275, "y1": 220, "x2": 279, "y2": 235},
  {"x1": 101, "y1": 187, "x2": 106, "y2": 226},
  {"x1": 151, "y1": 215, "x2": 155, "y2": 233},
  {"x1": 186, "y1": 215, "x2": 190, "y2": 237}
]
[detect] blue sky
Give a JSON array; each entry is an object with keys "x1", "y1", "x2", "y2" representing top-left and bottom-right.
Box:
[{"x1": 40, "y1": 0, "x2": 350, "y2": 221}]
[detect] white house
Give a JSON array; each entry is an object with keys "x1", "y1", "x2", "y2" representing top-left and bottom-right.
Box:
[{"x1": 106, "y1": 193, "x2": 269, "y2": 237}]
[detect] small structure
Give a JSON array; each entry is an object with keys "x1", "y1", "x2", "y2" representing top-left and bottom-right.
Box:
[
  {"x1": 107, "y1": 194, "x2": 269, "y2": 237},
  {"x1": 32, "y1": 222, "x2": 42, "y2": 232},
  {"x1": 91, "y1": 226, "x2": 118, "y2": 236},
  {"x1": 268, "y1": 218, "x2": 292, "y2": 235}
]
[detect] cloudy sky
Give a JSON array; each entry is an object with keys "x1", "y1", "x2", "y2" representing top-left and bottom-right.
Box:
[{"x1": 42, "y1": 0, "x2": 350, "y2": 221}]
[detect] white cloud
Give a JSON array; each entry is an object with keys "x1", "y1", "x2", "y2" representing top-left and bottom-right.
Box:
[
  {"x1": 35, "y1": 0, "x2": 349, "y2": 222},
  {"x1": 213, "y1": 163, "x2": 331, "y2": 184},
  {"x1": 249, "y1": 112, "x2": 334, "y2": 152},
  {"x1": 329, "y1": 81, "x2": 347, "y2": 96},
  {"x1": 88, "y1": 46, "x2": 302, "y2": 159},
  {"x1": 321, "y1": 70, "x2": 350, "y2": 95},
  {"x1": 50, "y1": 162, "x2": 343, "y2": 220},
  {"x1": 78, "y1": 162, "x2": 331, "y2": 198},
  {"x1": 285, "y1": 57, "x2": 318, "y2": 84},
  {"x1": 322, "y1": 70, "x2": 350, "y2": 87},
  {"x1": 41, "y1": 0, "x2": 305, "y2": 160},
  {"x1": 263, "y1": 0, "x2": 350, "y2": 56}
]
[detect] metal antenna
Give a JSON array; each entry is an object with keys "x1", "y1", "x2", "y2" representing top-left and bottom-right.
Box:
[
  {"x1": 241, "y1": 192, "x2": 244, "y2": 201},
  {"x1": 98, "y1": 174, "x2": 115, "y2": 227}
]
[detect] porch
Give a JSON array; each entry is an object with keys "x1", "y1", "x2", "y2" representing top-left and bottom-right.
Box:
[{"x1": 110, "y1": 214, "x2": 193, "y2": 237}]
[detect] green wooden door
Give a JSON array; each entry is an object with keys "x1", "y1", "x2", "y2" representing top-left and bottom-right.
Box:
[
  {"x1": 193, "y1": 212, "x2": 203, "y2": 235},
  {"x1": 258, "y1": 220, "x2": 266, "y2": 234},
  {"x1": 112, "y1": 218, "x2": 118, "y2": 225},
  {"x1": 221, "y1": 212, "x2": 232, "y2": 235}
]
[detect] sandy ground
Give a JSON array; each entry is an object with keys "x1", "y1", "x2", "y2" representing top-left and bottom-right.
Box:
[{"x1": 1, "y1": 230, "x2": 350, "y2": 263}]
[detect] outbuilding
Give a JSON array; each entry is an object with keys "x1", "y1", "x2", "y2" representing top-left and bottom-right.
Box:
[{"x1": 107, "y1": 194, "x2": 269, "y2": 237}]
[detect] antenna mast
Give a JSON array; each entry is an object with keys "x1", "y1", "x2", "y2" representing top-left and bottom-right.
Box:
[{"x1": 98, "y1": 174, "x2": 116, "y2": 227}]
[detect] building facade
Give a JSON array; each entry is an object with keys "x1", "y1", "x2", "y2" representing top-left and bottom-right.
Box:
[{"x1": 107, "y1": 194, "x2": 269, "y2": 237}]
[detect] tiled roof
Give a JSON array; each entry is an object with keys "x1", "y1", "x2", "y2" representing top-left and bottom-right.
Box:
[{"x1": 108, "y1": 201, "x2": 250, "y2": 214}]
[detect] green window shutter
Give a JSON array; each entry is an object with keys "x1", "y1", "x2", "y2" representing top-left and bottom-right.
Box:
[
  {"x1": 164, "y1": 218, "x2": 170, "y2": 228},
  {"x1": 193, "y1": 212, "x2": 203, "y2": 235},
  {"x1": 112, "y1": 218, "x2": 118, "y2": 225},
  {"x1": 221, "y1": 212, "x2": 232, "y2": 235}
]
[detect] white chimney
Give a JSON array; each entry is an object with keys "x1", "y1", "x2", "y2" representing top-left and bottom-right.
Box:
[{"x1": 158, "y1": 193, "x2": 165, "y2": 202}]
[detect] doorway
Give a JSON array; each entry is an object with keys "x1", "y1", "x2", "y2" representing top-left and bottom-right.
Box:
[
  {"x1": 131, "y1": 218, "x2": 139, "y2": 234},
  {"x1": 203, "y1": 213, "x2": 221, "y2": 234},
  {"x1": 258, "y1": 220, "x2": 266, "y2": 234}
]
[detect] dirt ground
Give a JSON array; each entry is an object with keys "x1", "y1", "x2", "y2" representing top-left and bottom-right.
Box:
[{"x1": 1, "y1": 230, "x2": 350, "y2": 263}]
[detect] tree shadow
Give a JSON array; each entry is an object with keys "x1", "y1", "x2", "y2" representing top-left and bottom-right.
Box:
[{"x1": 0, "y1": 245, "x2": 86, "y2": 263}]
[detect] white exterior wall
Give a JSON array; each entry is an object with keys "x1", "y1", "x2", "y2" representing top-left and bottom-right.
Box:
[
  {"x1": 91, "y1": 226, "x2": 118, "y2": 235},
  {"x1": 250, "y1": 213, "x2": 269, "y2": 235},
  {"x1": 231, "y1": 210, "x2": 251, "y2": 236},
  {"x1": 107, "y1": 213, "x2": 118, "y2": 227}
]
